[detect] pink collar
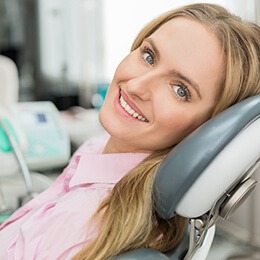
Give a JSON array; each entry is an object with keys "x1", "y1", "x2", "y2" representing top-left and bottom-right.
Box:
[{"x1": 69, "y1": 152, "x2": 149, "y2": 188}]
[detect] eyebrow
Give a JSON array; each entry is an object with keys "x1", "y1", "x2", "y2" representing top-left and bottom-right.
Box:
[
  {"x1": 144, "y1": 37, "x2": 160, "y2": 60},
  {"x1": 170, "y1": 69, "x2": 202, "y2": 99},
  {"x1": 144, "y1": 37, "x2": 202, "y2": 99}
]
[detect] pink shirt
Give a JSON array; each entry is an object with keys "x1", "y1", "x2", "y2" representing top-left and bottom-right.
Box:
[{"x1": 0, "y1": 135, "x2": 149, "y2": 259}]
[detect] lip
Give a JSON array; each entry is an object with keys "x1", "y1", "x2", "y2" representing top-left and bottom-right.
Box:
[
  {"x1": 113, "y1": 89, "x2": 148, "y2": 122},
  {"x1": 120, "y1": 89, "x2": 146, "y2": 118}
]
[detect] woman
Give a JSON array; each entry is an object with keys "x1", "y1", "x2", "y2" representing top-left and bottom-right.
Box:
[{"x1": 0, "y1": 3, "x2": 259, "y2": 260}]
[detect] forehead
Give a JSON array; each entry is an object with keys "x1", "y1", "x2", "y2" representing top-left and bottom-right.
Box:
[{"x1": 151, "y1": 17, "x2": 216, "y2": 48}]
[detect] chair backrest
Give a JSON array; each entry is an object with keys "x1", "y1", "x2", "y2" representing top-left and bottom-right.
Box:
[
  {"x1": 0, "y1": 55, "x2": 19, "y2": 106},
  {"x1": 116, "y1": 95, "x2": 260, "y2": 260}
]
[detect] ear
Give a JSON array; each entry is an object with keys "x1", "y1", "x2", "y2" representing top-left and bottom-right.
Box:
[{"x1": 153, "y1": 95, "x2": 260, "y2": 219}]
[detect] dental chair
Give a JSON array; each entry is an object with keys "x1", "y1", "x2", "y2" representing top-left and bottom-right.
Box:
[{"x1": 116, "y1": 95, "x2": 260, "y2": 260}]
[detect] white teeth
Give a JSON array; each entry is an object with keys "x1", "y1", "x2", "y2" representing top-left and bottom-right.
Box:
[
  {"x1": 129, "y1": 109, "x2": 135, "y2": 115},
  {"x1": 121, "y1": 99, "x2": 127, "y2": 108},
  {"x1": 125, "y1": 104, "x2": 131, "y2": 112},
  {"x1": 119, "y1": 95, "x2": 148, "y2": 122}
]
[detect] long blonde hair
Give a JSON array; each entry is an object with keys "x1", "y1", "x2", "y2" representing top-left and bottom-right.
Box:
[{"x1": 74, "y1": 3, "x2": 260, "y2": 260}]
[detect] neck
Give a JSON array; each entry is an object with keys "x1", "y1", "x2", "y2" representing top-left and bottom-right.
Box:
[{"x1": 102, "y1": 137, "x2": 150, "y2": 154}]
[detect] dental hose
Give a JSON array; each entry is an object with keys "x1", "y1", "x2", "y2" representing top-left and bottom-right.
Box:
[{"x1": 0, "y1": 119, "x2": 37, "y2": 206}]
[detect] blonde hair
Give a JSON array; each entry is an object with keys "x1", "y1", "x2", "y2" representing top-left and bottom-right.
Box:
[{"x1": 74, "y1": 3, "x2": 260, "y2": 260}]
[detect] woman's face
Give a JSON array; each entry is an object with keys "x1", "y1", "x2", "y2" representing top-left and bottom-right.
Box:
[{"x1": 99, "y1": 17, "x2": 225, "y2": 153}]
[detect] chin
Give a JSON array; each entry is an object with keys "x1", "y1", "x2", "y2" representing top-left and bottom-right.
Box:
[
  {"x1": 99, "y1": 109, "x2": 116, "y2": 136},
  {"x1": 98, "y1": 108, "x2": 108, "y2": 131}
]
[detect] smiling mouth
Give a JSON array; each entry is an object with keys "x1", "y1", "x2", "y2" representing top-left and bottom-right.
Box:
[{"x1": 119, "y1": 95, "x2": 148, "y2": 122}]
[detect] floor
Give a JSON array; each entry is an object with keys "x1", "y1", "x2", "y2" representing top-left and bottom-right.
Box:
[{"x1": 207, "y1": 228, "x2": 260, "y2": 260}]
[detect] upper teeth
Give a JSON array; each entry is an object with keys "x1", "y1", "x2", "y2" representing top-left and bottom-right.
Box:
[{"x1": 119, "y1": 95, "x2": 148, "y2": 122}]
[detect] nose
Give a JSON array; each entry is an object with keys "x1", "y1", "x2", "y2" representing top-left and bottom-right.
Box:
[{"x1": 126, "y1": 71, "x2": 158, "y2": 101}]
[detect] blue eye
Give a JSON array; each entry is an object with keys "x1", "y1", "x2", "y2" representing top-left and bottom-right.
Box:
[
  {"x1": 140, "y1": 45, "x2": 155, "y2": 66},
  {"x1": 173, "y1": 85, "x2": 191, "y2": 101},
  {"x1": 143, "y1": 52, "x2": 154, "y2": 65}
]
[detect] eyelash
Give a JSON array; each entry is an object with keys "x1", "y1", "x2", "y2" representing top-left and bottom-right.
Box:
[
  {"x1": 140, "y1": 46, "x2": 156, "y2": 66},
  {"x1": 172, "y1": 84, "x2": 192, "y2": 102}
]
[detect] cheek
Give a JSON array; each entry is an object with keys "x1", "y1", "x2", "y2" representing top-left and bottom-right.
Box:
[
  {"x1": 156, "y1": 107, "x2": 210, "y2": 143},
  {"x1": 155, "y1": 110, "x2": 190, "y2": 139},
  {"x1": 173, "y1": 109, "x2": 213, "y2": 141}
]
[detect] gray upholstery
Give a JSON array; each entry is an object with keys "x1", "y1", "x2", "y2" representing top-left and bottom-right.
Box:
[
  {"x1": 115, "y1": 248, "x2": 169, "y2": 260},
  {"x1": 115, "y1": 229, "x2": 190, "y2": 260}
]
